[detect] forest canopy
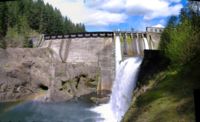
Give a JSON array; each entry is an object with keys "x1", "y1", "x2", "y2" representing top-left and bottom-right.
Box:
[{"x1": 0, "y1": 0, "x2": 86, "y2": 48}]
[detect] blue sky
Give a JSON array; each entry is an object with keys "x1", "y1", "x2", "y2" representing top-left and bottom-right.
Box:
[{"x1": 43, "y1": 0, "x2": 187, "y2": 32}]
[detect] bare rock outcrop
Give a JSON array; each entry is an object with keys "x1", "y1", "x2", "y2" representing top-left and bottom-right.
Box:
[
  {"x1": 0, "y1": 48, "x2": 100, "y2": 102},
  {"x1": 0, "y1": 48, "x2": 52, "y2": 102}
]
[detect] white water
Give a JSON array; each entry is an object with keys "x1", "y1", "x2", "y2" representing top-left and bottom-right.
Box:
[
  {"x1": 135, "y1": 35, "x2": 140, "y2": 55},
  {"x1": 91, "y1": 35, "x2": 143, "y2": 122},
  {"x1": 110, "y1": 57, "x2": 142, "y2": 121},
  {"x1": 143, "y1": 38, "x2": 149, "y2": 50},
  {"x1": 115, "y1": 35, "x2": 122, "y2": 71}
]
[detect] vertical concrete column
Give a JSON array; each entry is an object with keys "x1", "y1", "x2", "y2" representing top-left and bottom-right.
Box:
[
  {"x1": 63, "y1": 39, "x2": 71, "y2": 62},
  {"x1": 128, "y1": 33, "x2": 134, "y2": 56},
  {"x1": 140, "y1": 34, "x2": 144, "y2": 55},
  {"x1": 48, "y1": 40, "x2": 53, "y2": 48},
  {"x1": 123, "y1": 33, "x2": 128, "y2": 56},
  {"x1": 137, "y1": 33, "x2": 141, "y2": 55},
  {"x1": 130, "y1": 32, "x2": 135, "y2": 55},
  {"x1": 149, "y1": 35, "x2": 154, "y2": 49},
  {"x1": 97, "y1": 38, "x2": 114, "y2": 97},
  {"x1": 49, "y1": 49, "x2": 56, "y2": 101},
  {"x1": 118, "y1": 32, "x2": 123, "y2": 59},
  {"x1": 37, "y1": 34, "x2": 44, "y2": 47},
  {"x1": 146, "y1": 33, "x2": 151, "y2": 50},
  {"x1": 97, "y1": 81, "x2": 101, "y2": 97},
  {"x1": 131, "y1": 33, "x2": 136, "y2": 56},
  {"x1": 59, "y1": 39, "x2": 71, "y2": 63},
  {"x1": 59, "y1": 39, "x2": 65, "y2": 62},
  {"x1": 146, "y1": 33, "x2": 152, "y2": 50},
  {"x1": 135, "y1": 33, "x2": 140, "y2": 55}
]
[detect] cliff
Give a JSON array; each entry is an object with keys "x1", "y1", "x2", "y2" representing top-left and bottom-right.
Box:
[
  {"x1": 0, "y1": 34, "x2": 115, "y2": 103},
  {"x1": 122, "y1": 50, "x2": 200, "y2": 122},
  {"x1": 0, "y1": 48, "x2": 103, "y2": 102}
]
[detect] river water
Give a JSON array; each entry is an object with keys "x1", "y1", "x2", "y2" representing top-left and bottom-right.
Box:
[{"x1": 0, "y1": 100, "x2": 103, "y2": 122}]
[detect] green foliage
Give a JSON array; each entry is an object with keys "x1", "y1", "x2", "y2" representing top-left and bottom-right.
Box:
[
  {"x1": 0, "y1": 0, "x2": 86, "y2": 48},
  {"x1": 160, "y1": 5, "x2": 200, "y2": 66},
  {"x1": 5, "y1": 27, "x2": 23, "y2": 47},
  {"x1": 0, "y1": 2, "x2": 8, "y2": 48},
  {"x1": 123, "y1": 70, "x2": 196, "y2": 122},
  {"x1": 165, "y1": 19, "x2": 193, "y2": 64},
  {"x1": 0, "y1": 38, "x2": 6, "y2": 49}
]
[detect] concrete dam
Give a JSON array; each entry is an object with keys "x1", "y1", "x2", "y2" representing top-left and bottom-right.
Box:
[
  {"x1": 34, "y1": 30, "x2": 162, "y2": 101},
  {"x1": 0, "y1": 28, "x2": 164, "y2": 121}
]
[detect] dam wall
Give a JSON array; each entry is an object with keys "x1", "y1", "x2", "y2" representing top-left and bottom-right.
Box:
[
  {"x1": 116, "y1": 31, "x2": 162, "y2": 59},
  {"x1": 38, "y1": 33, "x2": 115, "y2": 100},
  {"x1": 0, "y1": 30, "x2": 163, "y2": 102},
  {"x1": 33, "y1": 31, "x2": 162, "y2": 101}
]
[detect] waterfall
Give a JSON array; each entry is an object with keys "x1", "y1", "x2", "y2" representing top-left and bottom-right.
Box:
[
  {"x1": 110, "y1": 57, "x2": 142, "y2": 121},
  {"x1": 115, "y1": 35, "x2": 122, "y2": 71},
  {"x1": 91, "y1": 35, "x2": 143, "y2": 122},
  {"x1": 143, "y1": 38, "x2": 149, "y2": 50}
]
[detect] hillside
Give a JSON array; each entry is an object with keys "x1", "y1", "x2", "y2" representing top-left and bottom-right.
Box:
[
  {"x1": 123, "y1": 1, "x2": 200, "y2": 121},
  {"x1": 0, "y1": 0, "x2": 85, "y2": 48},
  {"x1": 123, "y1": 55, "x2": 200, "y2": 122}
]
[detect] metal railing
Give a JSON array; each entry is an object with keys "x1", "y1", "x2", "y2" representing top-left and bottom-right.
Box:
[{"x1": 44, "y1": 32, "x2": 114, "y2": 40}]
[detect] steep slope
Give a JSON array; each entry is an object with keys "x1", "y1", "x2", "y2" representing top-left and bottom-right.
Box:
[{"x1": 123, "y1": 51, "x2": 200, "y2": 122}]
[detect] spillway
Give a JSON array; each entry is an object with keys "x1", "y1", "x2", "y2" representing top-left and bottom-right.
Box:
[{"x1": 91, "y1": 35, "x2": 142, "y2": 122}]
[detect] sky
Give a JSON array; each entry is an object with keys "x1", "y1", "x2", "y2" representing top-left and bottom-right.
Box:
[{"x1": 43, "y1": 0, "x2": 188, "y2": 32}]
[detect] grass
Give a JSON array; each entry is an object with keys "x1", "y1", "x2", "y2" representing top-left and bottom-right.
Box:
[{"x1": 122, "y1": 63, "x2": 200, "y2": 122}]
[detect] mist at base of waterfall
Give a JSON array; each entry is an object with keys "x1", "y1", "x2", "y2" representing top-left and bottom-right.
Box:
[{"x1": 0, "y1": 100, "x2": 104, "y2": 122}]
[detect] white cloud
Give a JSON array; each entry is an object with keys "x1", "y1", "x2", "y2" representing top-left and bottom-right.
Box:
[
  {"x1": 43, "y1": 0, "x2": 127, "y2": 26},
  {"x1": 43, "y1": 0, "x2": 183, "y2": 29},
  {"x1": 162, "y1": 0, "x2": 181, "y2": 3},
  {"x1": 100, "y1": 0, "x2": 125, "y2": 12},
  {"x1": 152, "y1": 24, "x2": 165, "y2": 28},
  {"x1": 43, "y1": 0, "x2": 90, "y2": 23},
  {"x1": 87, "y1": 11, "x2": 127, "y2": 26},
  {"x1": 125, "y1": 0, "x2": 183, "y2": 20}
]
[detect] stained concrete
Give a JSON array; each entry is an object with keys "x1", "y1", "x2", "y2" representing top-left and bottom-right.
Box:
[{"x1": 40, "y1": 37, "x2": 115, "y2": 100}]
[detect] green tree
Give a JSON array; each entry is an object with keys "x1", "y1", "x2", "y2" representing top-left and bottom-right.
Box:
[
  {"x1": 160, "y1": 1, "x2": 200, "y2": 66},
  {"x1": 0, "y1": 2, "x2": 8, "y2": 48},
  {"x1": 159, "y1": 16, "x2": 178, "y2": 50},
  {"x1": 0, "y1": 0, "x2": 86, "y2": 48}
]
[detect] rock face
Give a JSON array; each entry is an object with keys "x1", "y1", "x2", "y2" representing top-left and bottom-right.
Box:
[
  {"x1": 50, "y1": 62, "x2": 100, "y2": 102},
  {"x1": 137, "y1": 50, "x2": 170, "y2": 86},
  {"x1": 0, "y1": 48, "x2": 52, "y2": 102},
  {"x1": 0, "y1": 48, "x2": 103, "y2": 102},
  {"x1": 0, "y1": 36, "x2": 115, "y2": 102}
]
